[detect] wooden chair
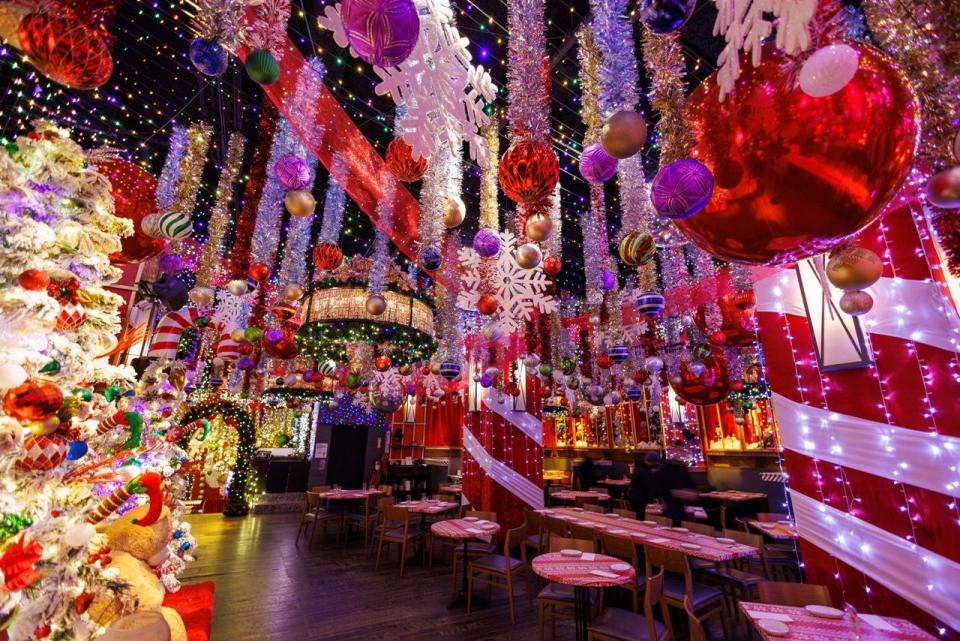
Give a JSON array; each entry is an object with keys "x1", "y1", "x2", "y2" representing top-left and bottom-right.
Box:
[
  {"x1": 568, "y1": 521, "x2": 596, "y2": 543},
  {"x1": 576, "y1": 495, "x2": 600, "y2": 508},
  {"x1": 600, "y1": 532, "x2": 645, "y2": 613},
  {"x1": 685, "y1": 595, "x2": 717, "y2": 641},
  {"x1": 587, "y1": 569, "x2": 671, "y2": 641},
  {"x1": 543, "y1": 515, "x2": 570, "y2": 545},
  {"x1": 644, "y1": 546, "x2": 725, "y2": 639},
  {"x1": 584, "y1": 504, "x2": 606, "y2": 514},
  {"x1": 681, "y1": 521, "x2": 717, "y2": 536},
  {"x1": 378, "y1": 484, "x2": 394, "y2": 496},
  {"x1": 613, "y1": 508, "x2": 635, "y2": 518},
  {"x1": 375, "y1": 505, "x2": 424, "y2": 577},
  {"x1": 536, "y1": 538, "x2": 598, "y2": 641},
  {"x1": 524, "y1": 509, "x2": 546, "y2": 558},
  {"x1": 757, "y1": 512, "x2": 790, "y2": 523},
  {"x1": 310, "y1": 485, "x2": 331, "y2": 493},
  {"x1": 468, "y1": 524, "x2": 532, "y2": 624},
  {"x1": 345, "y1": 494, "x2": 378, "y2": 547},
  {"x1": 451, "y1": 511, "x2": 498, "y2": 588},
  {"x1": 368, "y1": 496, "x2": 398, "y2": 557},
  {"x1": 758, "y1": 582, "x2": 834, "y2": 608},
  {"x1": 646, "y1": 515, "x2": 672, "y2": 527},
  {"x1": 295, "y1": 492, "x2": 336, "y2": 546}
]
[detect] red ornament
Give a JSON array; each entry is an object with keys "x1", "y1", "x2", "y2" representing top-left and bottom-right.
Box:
[
  {"x1": 669, "y1": 350, "x2": 731, "y2": 405},
  {"x1": 385, "y1": 137, "x2": 428, "y2": 182},
  {"x1": 74, "y1": 592, "x2": 94, "y2": 614},
  {"x1": 17, "y1": 269, "x2": 49, "y2": 291},
  {"x1": 18, "y1": 433, "x2": 69, "y2": 472},
  {"x1": 596, "y1": 354, "x2": 614, "y2": 369},
  {"x1": 506, "y1": 382, "x2": 521, "y2": 397},
  {"x1": 498, "y1": 140, "x2": 559, "y2": 204},
  {"x1": 542, "y1": 256, "x2": 562, "y2": 277},
  {"x1": 374, "y1": 356, "x2": 391, "y2": 371},
  {"x1": 694, "y1": 293, "x2": 757, "y2": 348},
  {"x1": 0, "y1": 535, "x2": 43, "y2": 592},
  {"x1": 733, "y1": 290, "x2": 757, "y2": 310},
  {"x1": 248, "y1": 262, "x2": 271, "y2": 282},
  {"x1": 3, "y1": 381, "x2": 64, "y2": 422},
  {"x1": 93, "y1": 158, "x2": 165, "y2": 265},
  {"x1": 710, "y1": 331, "x2": 728, "y2": 346},
  {"x1": 238, "y1": 342, "x2": 255, "y2": 355},
  {"x1": 677, "y1": 43, "x2": 919, "y2": 265},
  {"x1": 262, "y1": 329, "x2": 299, "y2": 360},
  {"x1": 477, "y1": 294, "x2": 498, "y2": 316},
  {"x1": 18, "y1": 11, "x2": 113, "y2": 90},
  {"x1": 55, "y1": 301, "x2": 86, "y2": 331},
  {"x1": 312, "y1": 242, "x2": 344, "y2": 271},
  {"x1": 34, "y1": 624, "x2": 51, "y2": 639}
]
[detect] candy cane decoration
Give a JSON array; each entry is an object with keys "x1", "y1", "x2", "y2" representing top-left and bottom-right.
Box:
[
  {"x1": 86, "y1": 472, "x2": 164, "y2": 526},
  {"x1": 147, "y1": 307, "x2": 199, "y2": 359},
  {"x1": 96, "y1": 411, "x2": 144, "y2": 450}
]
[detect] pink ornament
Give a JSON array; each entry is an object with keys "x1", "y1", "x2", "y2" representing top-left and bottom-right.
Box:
[
  {"x1": 341, "y1": 0, "x2": 420, "y2": 68},
  {"x1": 274, "y1": 154, "x2": 312, "y2": 191},
  {"x1": 579, "y1": 143, "x2": 618, "y2": 184}
]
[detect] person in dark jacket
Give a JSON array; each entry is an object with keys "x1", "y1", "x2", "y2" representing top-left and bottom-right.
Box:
[
  {"x1": 579, "y1": 457, "x2": 597, "y2": 491},
  {"x1": 629, "y1": 452, "x2": 661, "y2": 519},
  {"x1": 655, "y1": 459, "x2": 699, "y2": 526}
]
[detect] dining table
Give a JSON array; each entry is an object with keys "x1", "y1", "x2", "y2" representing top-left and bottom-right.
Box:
[
  {"x1": 431, "y1": 517, "x2": 501, "y2": 609},
  {"x1": 700, "y1": 490, "x2": 768, "y2": 528},
  {"x1": 740, "y1": 601, "x2": 937, "y2": 640},
  {"x1": 749, "y1": 519, "x2": 800, "y2": 540},
  {"x1": 540, "y1": 507, "x2": 759, "y2": 563},
  {"x1": 532, "y1": 550, "x2": 635, "y2": 641},
  {"x1": 313, "y1": 488, "x2": 383, "y2": 501},
  {"x1": 550, "y1": 490, "x2": 611, "y2": 504}
]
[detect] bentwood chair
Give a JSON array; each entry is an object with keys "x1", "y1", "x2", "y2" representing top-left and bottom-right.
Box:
[
  {"x1": 587, "y1": 569, "x2": 672, "y2": 641},
  {"x1": 375, "y1": 505, "x2": 424, "y2": 577},
  {"x1": 644, "y1": 546, "x2": 726, "y2": 639},
  {"x1": 524, "y1": 509, "x2": 546, "y2": 558},
  {"x1": 536, "y1": 537, "x2": 598, "y2": 641},
  {"x1": 757, "y1": 582, "x2": 834, "y2": 608},
  {"x1": 468, "y1": 524, "x2": 532, "y2": 624},
  {"x1": 296, "y1": 492, "x2": 336, "y2": 546},
  {"x1": 600, "y1": 532, "x2": 646, "y2": 613}
]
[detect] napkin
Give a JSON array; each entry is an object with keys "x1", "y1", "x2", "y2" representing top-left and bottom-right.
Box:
[
  {"x1": 466, "y1": 528, "x2": 483, "y2": 535},
  {"x1": 590, "y1": 570, "x2": 619, "y2": 579},
  {"x1": 743, "y1": 610, "x2": 794, "y2": 623},
  {"x1": 582, "y1": 553, "x2": 596, "y2": 561},
  {"x1": 860, "y1": 614, "x2": 896, "y2": 631}
]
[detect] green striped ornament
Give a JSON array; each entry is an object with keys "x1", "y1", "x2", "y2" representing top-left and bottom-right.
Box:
[{"x1": 158, "y1": 211, "x2": 194, "y2": 240}]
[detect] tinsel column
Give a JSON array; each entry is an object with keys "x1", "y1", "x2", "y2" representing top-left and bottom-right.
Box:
[
  {"x1": 167, "y1": 122, "x2": 213, "y2": 264},
  {"x1": 196, "y1": 132, "x2": 247, "y2": 288}
]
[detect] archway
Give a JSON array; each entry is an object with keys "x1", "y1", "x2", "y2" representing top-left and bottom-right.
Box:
[{"x1": 179, "y1": 401, "x2": 256, "y2": 516}]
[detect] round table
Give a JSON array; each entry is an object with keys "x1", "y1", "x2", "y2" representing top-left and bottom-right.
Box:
[
  {"x1": 430, "y1": 518, "x2": 501, "y2": 609},
  {"x1": 531, "y1": 551, "x2": 635, "y2": 641}
]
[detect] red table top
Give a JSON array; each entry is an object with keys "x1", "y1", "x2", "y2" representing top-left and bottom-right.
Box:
[
  {"x1": 314, "y1": 489, "x2": 382, "y2": 500},
  {"x1": 396, "y1": 499, "x2": 459, "y2": 514},
  {"x1": 430, "y1": 518, "x2": 501, "y2": 540},
  {"x1": 532, "y1": 552, "x2": 636, "y2": 588},
  {"x1": 439, "y1": 483, "x2": 463, "y2": 494},
  {"x1": 541, "y1": 507, "x2": 758, "y2": 562},
  {"x1": 598, "y1": 478, "x2": 630, "y2": 486},
  {"x1": 701, "y1": 490, "x2": 767, "y2": 501},
  {"x1": 749, "y1": 519, "x2": 800, "y2": 540},
  {"x1": 551, "y1": 490, "x2": 611, "y2": 501},
  {"x1": 741, "y1": 602, "x2": 936, "y2": 640}
]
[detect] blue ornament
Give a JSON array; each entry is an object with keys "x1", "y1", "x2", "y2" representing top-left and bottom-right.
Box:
[
  {"x1": 636, "y1": 291, "x2": 666, "y2": 319},
  {"x1": 418, "y1": 246, "x2": 443, "y2": 271},
  {"x1": 66, "y1": 441, "x2": 88, "y2": 461},
  {"x1": 625, "y1": 386, "x2": 643, "y2": 401},
  {"x1": 609, "y1": 345, "x2": 630, "y2": 364},
  {"x1": 179, "y1": 541, "x2": 191, "y2": 552},
  {"x1": 439, "y1": 362, "x2": 461, "y2": 381},
  {"x1": 173, "y1": 529, "x2": 184, "y2": 539},
  {"x1": 640, "y1": 0, "x2": 696, "y2": 34},
  {"x1": 189, "y1": 38, "x2": 229, "y2": 77}
]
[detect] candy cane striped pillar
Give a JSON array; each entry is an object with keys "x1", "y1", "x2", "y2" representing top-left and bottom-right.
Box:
[
  {"x1": 462, "y1": 370, "x2": 544, "y2": 527},
  {"x1": 755, "y1": 201, "x2": 960, "y2": 637}
]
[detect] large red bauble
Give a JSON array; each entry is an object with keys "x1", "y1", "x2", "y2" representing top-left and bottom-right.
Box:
[
  {"x1": 499, "y1": 140, "x2": 559, "y2": 204},
  {"x1": 542, "y1": 256, "x2": 562, "y2": 277},
  {"x1": 18, "y1": 11, "x2": 113, "y2": 90},
  {"x1": 669, "y1": 350, "x2": 731, "y2": 406},
  {"x1": 694, "y1": 293, "x2": 757, "y2": 348},
  {"x1": 94, "y1": 158, "x2": 166, "y2": 265},
  {"x1": 17, "y1": 269, "x2": 50, "y2": 291},
  {"x1": 676, "y1": 43, "x2": 919, "y2": 265},
  {"x1": 385, "y1": 138, "x2": 428, "y2": 183},
  {"x1": 312, "y1": 242, "x2": 344, "y2": 271},
  {"x1": 3, "y1": 380, "x2": 64, "y2": 422}
]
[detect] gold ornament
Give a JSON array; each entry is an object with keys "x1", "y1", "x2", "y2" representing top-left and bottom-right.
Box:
[
  {"x1": 515, "y1": 243, "x2": 543, "y2": 269},
  {"x1": 230, "y1": 328, "x2": 247, "y2": 342},
  {"x1": 525, "y1": 214, "x2": 553, "y2": 242},
  {"x1": 443, "y1": 196, "x2": 466, "y2": 229},
  {"x1": 227, "y1": 279, "x2": 249, "y2": 296},
  {"x1": 187, "y1": 286, "x2": 215, "y2": 307},
  {"x1": 281, "y1": 283, "x2": 304, "y2": 302},
  {"x1": 826, "y1": 247, "x2": 883, "y2": 291},
  {"x1": 365, "y1": 293, "x2": 387, "y2": 316},
  {"x1": 284, "y1": 189, "x2": 317, "y2": 218},
  {"x1": 168, "y1": 367, "x2": 187, "y2": 391},
  {"x1": 839, "y1": 290, "x2": 874, "y2": 316},
  {"x1": 29, "y1": 416, "x2": 60, "y2": 436},
  {"x1": 600, "y1": 111, "x2": 648, "y2": 159},
  {"x1": 430, "y1": 362, "x2": 441, "y2": 375}
]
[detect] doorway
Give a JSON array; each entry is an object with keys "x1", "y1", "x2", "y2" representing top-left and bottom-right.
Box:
[{"x1": 325, "y1": 424, "x2": 369, "y2": 488}]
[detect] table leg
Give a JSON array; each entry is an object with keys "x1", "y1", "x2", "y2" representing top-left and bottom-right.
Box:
[
  {"x1": 574, "y1": 586, "x2": 589, "y2": 641},
  {"x1": 447, "y1": 539, "x2": 470, "y2": 609}
]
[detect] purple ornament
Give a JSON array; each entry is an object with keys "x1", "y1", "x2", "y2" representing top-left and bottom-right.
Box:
[
  {"x1": 237, "y1": 356, "x2": 254, "y2": 370},
  {"x1": 472, "y1": 228, "x2": 501, "y2": 258},
  {"x1": 302, "y1": 370, "x2": 316, "y2": 382},
  {"x1": 341, "y1": 0, "x2": 420, "y2": 68},
  {"x1": 274, "y1": 154, "x2": 312, "y2": 191},
  {"x1": 157, "y1": 253, "x2": 183, "y2": 275},
  {"x1": 600, "y1": 269, "x2": 616, "y2": 291},
  {"x1": 264, "y1": 328, "x2": 284, "y2": 345},
  {"x1": 579, "y1": 143, "x2": 618, "y2": 184},
  {"x1": 650, "y1": 158, "x2": 715, "y2": 220},
  {"x1": 480, "y1": 374, "x2": 494, "y2": 388},
  {"x1": 405, "y1": 383, "x2": 417, "y2": 396}
]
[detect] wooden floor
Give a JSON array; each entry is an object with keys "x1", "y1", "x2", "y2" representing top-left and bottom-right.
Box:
[{"x1": 183, "y1": 512, "x2": 733, "y2": 641}]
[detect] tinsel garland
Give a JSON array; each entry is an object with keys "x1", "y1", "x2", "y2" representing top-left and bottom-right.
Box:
[
  {"x1": 194, "y1": 0, "x2": 247, "y2": 50},
  {"x1": 505, "y1": 0, "x2": 551, "y2": 142},
  {"x1": 436, "y1": 247, "x2": 465, "y2": 363},
  {"x1": 196, "y1": 132, "x2": 247, "y2": 288},
  {"x1": 577, "y1": 27, "x2": 604, "y2": 144},
  {"x1": 689, "y1": 246, "x2": 721, "y2": 333},
  {"x1": 368, "y1": 180, "x2": 395, "y2": 296},
  {"x1": 479, "y1": 121, "x2": 500, "y2": 229},
  {"x1": 861, "y1": 0, "x2": 960, "y2": 171},
  {"x1": 155, "y1": 125, "x2": 187, "y2": 213},
  {"x1": 168, "y1": 122, "x2": 212, "y2": 263},
  {"x1": 417, "y1": 143, "x2": 453, "y2": 249},
  {"x1": 317, "y1": 154, "x2": 347, "y2": 245},
  {"x1": 244, "y1": 0, "x2": 291, "y2": 56},
  {"x1": 582, "y1": 185, "x2": 607, "y2": 307},
  {"x1": 640, "y1": 30, "x2": 694, "y2": 165},
  {"x1": 229, "y1": 100, "x2": 279, "y2": 279},
  {"x1": 543, "y1": 181, "x2": 562, "y2": 259}
]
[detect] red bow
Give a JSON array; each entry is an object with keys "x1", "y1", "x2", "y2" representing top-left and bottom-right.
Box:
[{"x1": 0, "y1": 535, "x2": 43, "y2": 593}]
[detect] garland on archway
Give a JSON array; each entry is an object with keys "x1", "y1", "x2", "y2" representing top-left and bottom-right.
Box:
[{"x1": 179, "y1": 401, "x2": 256, "y2": 516}]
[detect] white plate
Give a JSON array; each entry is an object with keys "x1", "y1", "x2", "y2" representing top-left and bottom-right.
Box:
[
  {"x1": 758, "y1": 522, "x2": 777, "y2": 529},
  {"x1": 608, "y1": 529, "x2": 629, "y2": 535},
  {"x1": 680, "y1": 543, "x2": 701, "y2": 550},
  {"x1": 594, "y1": 524, "x2": 608, "y2": 530},
  {"x1": 805, "y1": 605, "x2": 845, "y2": 619},
  {"x1": 641, "y1": 520, "x2": 658, "y2": 526},
  {"x1": 716, "y1": 537, "x2": 737, "y2": 544},
  {"x1": 633, "y1": 533, "x2": 648, "y2": 539},
  {"x1": 671, "y1": 527, "x2": 689, "y2": 533},
  {"x1": 608, "y1": 513, "x2": 620, "y2": 518},
  {"x1": 610, "y1": 562, "x2": 632, "y2": 572},
  {"x1": 758, "y1": 619, "x2": 790, "y2": 636},
  {"x1": 480, "y1": 523, "x2": 498, "y2": 530},
  {"x1": 572, "y1": 507, "x2": 585, "y2": 512},
  {"x1": 464, "y1": 517, "x2": 479, "y2": 522},
  {"x1": 560, "y1": 549, "x2": 583, "y2": 557}
]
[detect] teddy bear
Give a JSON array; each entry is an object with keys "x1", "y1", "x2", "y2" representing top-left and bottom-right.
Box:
[{"x1": 88, "y1": 505, "x2": 187, "y2": 641}]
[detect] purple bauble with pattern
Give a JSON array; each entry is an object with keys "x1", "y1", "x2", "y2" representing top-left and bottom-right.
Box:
[
  {"x1": 274, "y1": 154, "x2": 312, "y2": 191},
  {"x1": 579, "y1": 143, "x2": 618, "y2": 184},
  {"x1": 472, "y1": 228, "x2": 501, "y2": 258},
  {"x1": 650, "y1": 158, "x2": 715, "y2": 220},
  {"x1": 341, "y1": 0, "x2": 420, "y2": 68},
  {"x1": 600, "y1": 269, "x2": 617, "y2": 291}
]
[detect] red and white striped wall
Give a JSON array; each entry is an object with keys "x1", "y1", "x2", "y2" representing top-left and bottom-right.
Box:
[{"x1": 755, "y1": 200, "x2": 960, "y2": 638}]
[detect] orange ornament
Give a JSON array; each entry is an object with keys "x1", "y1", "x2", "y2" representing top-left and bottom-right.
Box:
[
  {"x1": 17, "y1": 269, "x2": 49, "y2": 291},
  {"x1": 248, "y1": 262, "x2": 271, "y2": 282},
  {"x1": 498, "y1": 140, "x2": 559, "y2": 204},
  {"x1": 477, "y1": 294, "x2": 498, "y2": 316},
  {"x1": 386, "y1": 138, "x2": 428, "y2": 183},
  {"x1": 3, "y1": 381, "x2": 64, "y2": 422},
  {"x1": 312, "y1": 243, "x2": 344, "y2": 271},
  {"x1": 18, "y1": 11, "x2": 113, "y2": 90}
]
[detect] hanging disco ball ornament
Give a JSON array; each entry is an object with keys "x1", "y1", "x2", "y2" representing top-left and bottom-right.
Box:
[
  {"x1": 189, "y1": 38, "x2": 229, "y2": 77},
  {"x1": 418, "y1": 246, "x2": 443, "y2": 271},
  {"x1": 600, "y1": 111, "x2": 647, "y2": 159},
  {"x1": 579, "y1": 143, "x2": 618, "y2": 184},
  {"x1": 472, "y1": 228, "x2": 501, "y2": 258},
  {"x1": 245, "y1": 49, "x2": 280, "y2": 84},
  {"x1": 619, "y1": 232, "x2": 655, "y2": 267},
  {"x1": 18, "y1": 11, "x2": 113, "y2": 90},
  {"x1": 639, "y1": 0, "x2": 695, "y2": 34},
  {"x1": 385, "y1": 137, "x2": 428, "y2": 182},
  {"x1": 499, "y1": 140, "x2": 560, "y2": 204},
  {"x1": 312, "y1": 242, "x2": 344, "y2": 271},
  {"x1": 275, "y1": 154, "x2": 312, "y2": 191},
  {"x1": 650, "y1": 159, "x2": 715, "y2": 220},
  {"x1": 341, "y1": 0, "x2": 420, "y2": 68},
  {"x1": 677, "y1": 43, "x2": 919, "y2": 265},
  {"x1": 637, "y1": 291, "x2": 665, "y2": 319}
]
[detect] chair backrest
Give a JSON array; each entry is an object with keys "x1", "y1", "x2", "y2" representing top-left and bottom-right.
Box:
[
  {"x1": 600, "y1": 532, "x2": 638, "y2": 565},
  {"x1": 583, "y1": 503, "x2": 605, "y2": 514},
  {"x1": 681, "y1": 521, "x2": 716, "y2": 536},
  {"x1": 504, "y1": 524, "x2": 528, "y2": 563},
  {"x1": 722, "y1": 528, "x2": 762, "y2": 548},
  {"x1": 305, "y1": 492, "x2": 321, "y2": 510},
  {"x1": 757, "y1": 512, "x2": 789, "y2": 523},
  {"x1": 543, "y1": 516, "x2": 569, "y2": 539},
  {"x1": 466, "y1": 510, "x2": 497, "y2": 522},
  {"x1": 648, "y1": 515, "x2": 672, "y2": 527},
  {"x1": 613, "y1": 508, "x2": 635, "y2": 518},
  {"x1": 685, "y1": 595, "x2": 709, "y2": 641},
  {"x1": 377, "y1": 496, "x2": 396, "y2": 511},
  {"x1": 383, "y1": 505, "x2": 409, "y2": 526},
  {"x1": 378, "y1": 484, "x2": 394, "y2": 496},
  {"x1": 758, "y1": 582, "x2": 834, "y2": 607},
  {"x1": 643, "y1": 569, "x2": 670, "y2": 640},
  {"x1": 575, "y1": 495, "x2": 599, "y2": 507},
  {"x1": 549, "y1": 537, "x2": 595, "y2": 553},
  {"x1": 524, "y1": 509, "x2": 543, "y2": 532},
  {"x1": 311, "y1": 485, "x2": 331, "y2": 493},
  {"x1": 645, "y1": 545, "x2": 693, "y2": 600},
  {"x1": 568, "y1": 521, "x2": 595, "y2": 542},
  {"x1": 435, "y1": 494, "x2": 455, "y2": 503}
]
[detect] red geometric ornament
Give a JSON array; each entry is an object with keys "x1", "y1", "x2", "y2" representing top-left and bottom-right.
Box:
[
  {"x1": 499, "y1": 140, "x2": 559, "y2": 204},
  {"x1": 18, "y1": 11, "x2": 113, "y2": 90}
]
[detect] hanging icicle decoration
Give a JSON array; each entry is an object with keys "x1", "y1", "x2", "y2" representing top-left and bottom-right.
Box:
[
  {"x1": 317, "y1": 154, "x2": 348, "y2": 245},
  {"x1": 197, "y1": 132, "x2": 247, "y2": 288},
  {"x1": 155, "y1": 125, "x2": 187, "y2": 213}
]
